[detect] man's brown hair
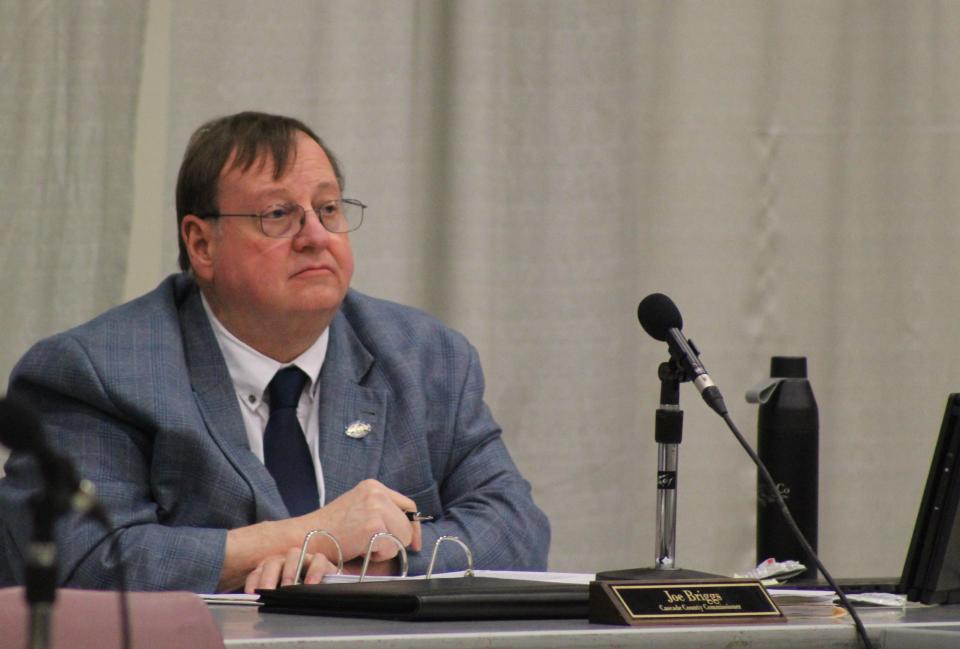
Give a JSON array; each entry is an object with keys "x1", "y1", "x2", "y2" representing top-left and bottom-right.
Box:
[{"x1": 175, "y1": 111, "x2": 343, "y2": 271}]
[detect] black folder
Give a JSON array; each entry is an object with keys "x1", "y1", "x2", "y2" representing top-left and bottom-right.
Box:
[{"x1": 257, "y1": 577, "x2": 589, "y2": 621}]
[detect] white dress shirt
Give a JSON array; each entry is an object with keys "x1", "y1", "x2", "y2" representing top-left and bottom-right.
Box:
[{"x1": 201, "y1": 295, "x2": 328, "y2": 507}]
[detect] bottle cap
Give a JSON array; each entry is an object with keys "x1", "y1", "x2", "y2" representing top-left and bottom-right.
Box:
[{"x1": 770, "y1": 356, "x2": 807, "y2": 379}]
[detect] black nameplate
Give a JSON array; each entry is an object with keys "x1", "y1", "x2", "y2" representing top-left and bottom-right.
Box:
[{"x1": 589, "y1": 579, "x2": 784, "y2": 626}]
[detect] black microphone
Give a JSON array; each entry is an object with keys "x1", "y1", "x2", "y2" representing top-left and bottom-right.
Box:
[
  {"x1": 0, "y1": 395, "x2": 108, "y2": 524},
  {"x1": 637, "y1": 293, "x2": 728, "y2": 416}
]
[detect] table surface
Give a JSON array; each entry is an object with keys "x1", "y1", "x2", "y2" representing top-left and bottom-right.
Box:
[{"x1": 211, "y1": 602, "x2": 960, "y2": 649}]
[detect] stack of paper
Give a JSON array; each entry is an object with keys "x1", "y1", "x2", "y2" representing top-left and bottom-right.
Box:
[{"x1": 767, "y1": 589, "x2": 847, "y2": 618}]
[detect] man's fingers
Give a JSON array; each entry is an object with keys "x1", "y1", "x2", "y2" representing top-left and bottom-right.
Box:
[
  {"x1": 382, "y1": 486, "x2": 418, "y2": 513},
  {"x1": 367, "y1": 528, "x2": 402, "y2": 562},
  {"x1": 303, "y1": 553, "x2": 337, "y2": 584},
  {"x1": 258, "y1": 555, "x2": 284, "y2": 591},
  {"x1": 245, "y1": 547, "x2": 335, "y2": 592},
  {"x1": 410, "y1": 518, "x2": 423, "y2": 552},
  {"x1": 280, "y1": 547, "x2": 304, "y2": 587},
  {"x1": 244, "y1": 563, "x2": 264, "y2": 594},
  {"x1": 365, "y1": 504, "x2": 423, "y2": 561},
  {"x1": 357, "y1": 480, "x2": 419, "y2": 523},
  {"x1": 245, "y1": 555, "x2": 283, "y2": 593}
]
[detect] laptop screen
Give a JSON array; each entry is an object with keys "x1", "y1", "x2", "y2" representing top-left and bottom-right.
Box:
[{"x1": 900, "y1": 393, "x2": 960, "y2": 604}]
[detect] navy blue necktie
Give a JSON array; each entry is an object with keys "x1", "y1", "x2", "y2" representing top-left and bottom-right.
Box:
[{"x1": 263, "y1": 366, "x2": 319, "y2": 516}]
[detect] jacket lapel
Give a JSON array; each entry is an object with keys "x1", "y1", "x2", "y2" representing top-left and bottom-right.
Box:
[
  {"x1": 317, "y1": 308, "x2": 388, "y2": 503},
  {"x1": 179, "y1": 284, "x2": 289, "y2": 520}
]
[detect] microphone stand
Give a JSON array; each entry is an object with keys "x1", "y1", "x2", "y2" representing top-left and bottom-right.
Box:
[
  {"x1": 26, "y1": 481, "x2": 70, "y2": 649},
  {"x1": 2, "y1": 396, "x2": 131, "y2": 649},
  {"x1": 597, "y1": 356, "x2": 720, "y2": 581},
  {"x1": 654, "y1": 358, "x2": 684, "y2": 571}
]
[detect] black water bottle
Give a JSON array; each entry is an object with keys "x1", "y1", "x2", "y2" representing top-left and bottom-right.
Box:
[{"x1": 752, "y1": 356, "x2": 819, "y2": 579}]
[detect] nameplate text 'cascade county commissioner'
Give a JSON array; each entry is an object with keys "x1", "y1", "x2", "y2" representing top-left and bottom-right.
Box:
[{"x1": 589, "y1": 579, "x2": 784, "y2": 626}]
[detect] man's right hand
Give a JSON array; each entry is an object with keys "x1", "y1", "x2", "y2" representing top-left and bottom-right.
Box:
[{"x1": 307, "y1": 479, "x2": 423, "y2": 562}]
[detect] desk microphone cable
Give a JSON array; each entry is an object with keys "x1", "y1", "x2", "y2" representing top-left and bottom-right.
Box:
[
  {"x1": 73, "y1": 482, "x2": 132, "y2": 649},
  {"x1": 720, "y1": 411, "x2": 875, "y2": 649}
]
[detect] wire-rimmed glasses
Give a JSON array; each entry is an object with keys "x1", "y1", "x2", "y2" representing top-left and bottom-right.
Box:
[{"x1": 199, "y1": 198, "x2": 365, "y2": 237}]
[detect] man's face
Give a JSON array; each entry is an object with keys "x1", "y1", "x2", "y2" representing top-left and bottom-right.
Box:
[{"x1": 198, "y1": 132, "x2": 354, "y2": 343}]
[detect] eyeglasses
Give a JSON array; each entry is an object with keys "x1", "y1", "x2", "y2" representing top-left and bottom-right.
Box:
[{"x1": 199, "y1": 198, "x2": 366, "y2": 237}]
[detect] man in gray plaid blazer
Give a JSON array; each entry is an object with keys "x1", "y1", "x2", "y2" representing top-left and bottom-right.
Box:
[{"x1": 0, "y1": 112, "x2": 549, "y2": 593}]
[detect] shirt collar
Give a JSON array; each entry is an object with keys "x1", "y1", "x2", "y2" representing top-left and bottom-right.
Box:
[{"x1": 200, "y1": 293, "x2": 329, "y2": 408}]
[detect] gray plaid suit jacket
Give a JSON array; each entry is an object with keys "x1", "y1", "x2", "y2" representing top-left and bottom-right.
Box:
[{"x1": 0, "y1": 274, "x2": 549, "y2": 591}]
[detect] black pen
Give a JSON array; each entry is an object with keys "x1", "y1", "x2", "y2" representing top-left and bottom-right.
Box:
[{"x1": 405, "y1": 511, "x2": 433, "y2": 522}]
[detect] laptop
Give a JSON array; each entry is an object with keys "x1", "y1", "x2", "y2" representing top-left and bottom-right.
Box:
[{"x1": 779, "y1": 393, "x2": 960, "y2": 603}]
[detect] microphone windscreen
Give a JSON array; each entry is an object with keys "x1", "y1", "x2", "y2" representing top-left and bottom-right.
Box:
[
  {"x1": 637, "y1": 293, "x2": 683, "y2": 341},
  {"x1": 0, "y1": 395, "x2": 45, "y2": 453}
]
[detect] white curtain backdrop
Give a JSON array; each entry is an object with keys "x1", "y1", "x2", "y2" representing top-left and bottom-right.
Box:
[
  {"x1": 0, "y1": 0, "x2": 146, "y2": 383},
  {"x1": 3, "y1": 0, "x2": 960, "y2": 578}
]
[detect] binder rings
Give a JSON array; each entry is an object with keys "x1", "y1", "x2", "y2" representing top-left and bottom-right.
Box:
[{"x1": 257, "y1": 577, "x2": 589, "y2": 621}]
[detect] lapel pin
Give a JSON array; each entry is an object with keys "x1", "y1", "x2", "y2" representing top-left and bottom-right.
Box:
[{"x1": 345, "y1": 420, "x2": 372, "y2": 439}]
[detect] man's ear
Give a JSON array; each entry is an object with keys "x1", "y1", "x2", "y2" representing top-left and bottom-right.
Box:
[{"x1": 181, "y1": 215, "x2": 217, "y2": 281}]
